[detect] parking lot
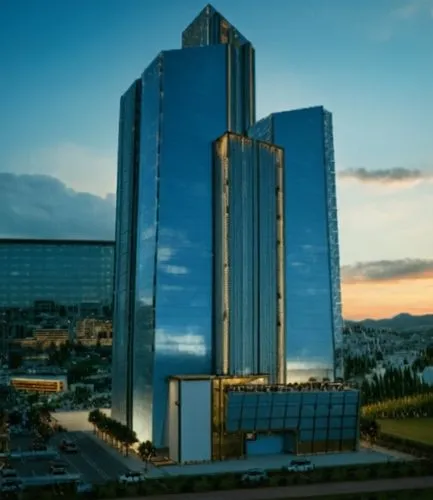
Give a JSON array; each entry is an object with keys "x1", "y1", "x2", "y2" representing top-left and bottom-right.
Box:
[{"x1": 9, "y1": 431, "x2": 130, "y2": 484}]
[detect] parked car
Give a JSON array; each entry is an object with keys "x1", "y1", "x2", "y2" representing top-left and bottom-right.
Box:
[
  {"x1": 60, "y1": 439, "x2": 78, "y2": 453},
  {"x1": 31, "y1": 440, "x2": 48, "y2": 451},
  {"x1": 241, "y1": 468, "x2": 268, "y2": 484},
  {"x1": 286, "y1": 459, "x2": 315, "y2": 472},
  {"x1": 0, "y1": 468, "x2": 18, "y2": 479},
  {"x1": 49, "y1": 460, "x2": 67, "y2": 475},
  {"x1": 76, "y1": 481, "x2": 93, "y2": 494},
  {"x1": 0, "y1": 479, "x2": 23, "y2": 493},
  {"x1": 118, "y1": 470, "x2": 146, "y2": 484}
]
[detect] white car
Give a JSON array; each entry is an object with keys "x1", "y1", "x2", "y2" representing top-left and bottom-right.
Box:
[
  {"x1": 287, "y1": 459, "x2": 315, "y2": 472},
  {"x1": 241, "y1": 468, "x2": 268, "y2": 484},
  {"x1": 0, "y1": 468, "x2": 19, "y2": 479},
  {"x1": 118, "y1": 471, "x2": 146, "y2": 484},
  {"x1": 0, "y1": 479, "x2": 23, "y2": 493},
  {"x1": 76, "y1": 480, "x2": 93, "y2": 494}
]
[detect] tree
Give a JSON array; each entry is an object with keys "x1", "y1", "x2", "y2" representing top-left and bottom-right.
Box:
[
  {"x1": 88, "y1": 409, "x2": 103, "y2": 434},
  {"x1": 138, "y1": 440, "x2": 156, "y2": 471},
  {"x1": 360, "y1": 417, "x2": 380, "y2": 444},
  {"x1": 9, "y1": 351, "x2": 23, "y2": 369}
]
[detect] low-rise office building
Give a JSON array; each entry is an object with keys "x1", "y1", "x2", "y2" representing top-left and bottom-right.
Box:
[
  {"x1": 168, "y1": 375, "x2": 360, "y2": 463},
  {"x1": 10, "y1": 374, "x2": 68, "y2": 393}
]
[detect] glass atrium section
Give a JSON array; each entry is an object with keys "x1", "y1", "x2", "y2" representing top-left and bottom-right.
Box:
[
  {"x1": 213, "y1": 133, "x2": 285, "y2": 383},
  {"x1": 250, "y1": 107, "x2": 344, "y2": 382},
  {"x1": 182, "y1": 4, "x2": 250, "y2": 48}
]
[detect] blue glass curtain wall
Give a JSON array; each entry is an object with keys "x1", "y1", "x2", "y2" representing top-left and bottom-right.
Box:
[{"x1": 249, "y1": 107, "x2": 343, "y2": 383}]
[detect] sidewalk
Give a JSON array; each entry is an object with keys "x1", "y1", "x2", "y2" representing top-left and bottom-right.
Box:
[
  {"x1": 360, "y1": 440, "x2": 416, "y2": 460},
  {"x1": 82, "y1": 431, "x2": 164, "y2": 477}
]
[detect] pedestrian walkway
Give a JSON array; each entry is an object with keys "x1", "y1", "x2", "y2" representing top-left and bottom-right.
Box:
[
  {"x1": 81, "y1": 431, "x2": 163, "y2": 476},
  {"x1": 117, "y1": 475, "x2": 433, "y2": 500},
  {"x1": 360, "y1": 440, "x2": 415, "y2": 460}
]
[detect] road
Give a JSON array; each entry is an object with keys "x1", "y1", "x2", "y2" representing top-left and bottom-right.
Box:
[
  {"x1": 117, "y1": 476, "x2": 433, "y2": 500},
  {"x1": 12, "y1": 431, "x2": 127, "y2": 485},
  {"x1": 51, "y1": 431, "x2": 128, "y2": 483}
]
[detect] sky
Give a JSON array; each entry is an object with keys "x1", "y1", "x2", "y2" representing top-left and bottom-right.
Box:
[{"x1": 0, "y1": 0, "x2": 432, "y2": 321}]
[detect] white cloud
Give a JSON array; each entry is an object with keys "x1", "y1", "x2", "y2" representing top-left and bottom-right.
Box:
[
  {"x1": 0, "y1": 173, "x2": 115, "y2": 240},
  {"x1": 6, "y1": 142, "x2": 117, "y2": 197},
  {"x1": 161, "y1": 265, "x2": 188, "y2": 275},
  {"x1": 158, "y1": 247, "x2": 174, "y2": 262},
  {"x1": 370, "y1": 0, "x2": 433, "y2": 41},
  {"x1": 161, "y1": 285, "x2": 184, "y2": 292},
  {"x1": 155, "y1": 328, "x2": 206, "y2": 356}
]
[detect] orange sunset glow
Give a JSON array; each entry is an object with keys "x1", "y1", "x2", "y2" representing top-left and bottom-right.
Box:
[{"x1": 342, "y1": 275, "x2": 433, "y2": 320}]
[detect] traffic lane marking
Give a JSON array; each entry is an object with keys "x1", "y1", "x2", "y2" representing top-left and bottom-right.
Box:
[
  {"x1": 77, "y1": 434, "x2": 127, "y2": 478},
  {"x1": 59, "y1": 448, "x2": 110, "y2": 483}
]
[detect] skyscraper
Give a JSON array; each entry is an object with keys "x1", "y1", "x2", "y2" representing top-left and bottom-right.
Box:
[
  {"x1": 250, "y1": 108, "x2": 344, "y2": 382},
  {"x1": 113, "y1": 4, "x2": 344, "y2": 448},
  {"x1": 112, "y1": 6, "x2": 257, "y2": 446}
]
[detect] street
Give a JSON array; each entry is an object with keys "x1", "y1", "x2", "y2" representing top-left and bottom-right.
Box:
[{"x1": 11, "y1": 431, "x2": 128, "y2": 484}]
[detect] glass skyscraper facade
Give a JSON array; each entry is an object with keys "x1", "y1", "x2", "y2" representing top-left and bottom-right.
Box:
[
  {"x1": 112, "y1": 6, "x2": 256, "y2": 445},
  {"x1": 0, "y1": 239, "x2": 114, "y2": 341},
  {"x1": 0, "y1": 239, "x2": 114, "y2": 310},
  {"x1": 250, "y1": 108, "x2": 344, "y2": 382},
  {"x1": 113, "y1": 5, "x2": 343, "y2": 447},
  {"x1": 213, "y1": 133, "x2": 285, "y2": 383}
]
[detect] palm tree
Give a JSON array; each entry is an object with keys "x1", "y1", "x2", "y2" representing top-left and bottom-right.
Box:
[
  {"x1": 123, "y1": 428, "x2": 138, "y2": 457},
  {"x1": 138, "y1": 440, "x2": 156, "y2": 471},
  {"x1": 88, "y1": 409, "x2": 102, "y2": 434}
]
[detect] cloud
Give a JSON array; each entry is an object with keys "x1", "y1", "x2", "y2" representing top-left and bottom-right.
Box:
[
  {"x1": 338, "y1": 167, "x2": 432, "y2": 184},
  {"x1": 392, "y1": 0, "x2": 433, "y2": 19},
  {"x1": 160, "y1": 264, "x2": 188, "y2": 275},
  {"x1": 158, "y1": 247, "x2": 174, "y2": 262},
  {"x1": 6, "y1": 142, "x2": 116, "y2": 197},
  {"x1": 0, "y1": 173, "x2": 115, "y2": 240},
  {"x1": 342, "y1": 258, "x2": 433, "y2": 284},
  {"x1": 369, "y1": 0, "x2": 433, "y2": 41},
  {"x1": 155, "y1": 328, "x2": 206, "y2": 356}
]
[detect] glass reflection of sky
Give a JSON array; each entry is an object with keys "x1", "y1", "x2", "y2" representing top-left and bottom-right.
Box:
[
  {"x1": 250, "y1": 107, "x2": 343, "y2": 383},
  {"x1": 132, "y1": 44, "x2": 251, "y2": 446}
]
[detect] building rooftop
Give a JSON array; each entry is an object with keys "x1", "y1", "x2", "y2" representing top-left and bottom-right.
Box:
[{"x1": 0, "y1": 238, "x2": 114, "y2": 246}]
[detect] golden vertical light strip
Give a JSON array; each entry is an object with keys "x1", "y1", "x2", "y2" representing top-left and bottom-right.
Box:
[
  {"x1": 276, "y1": 149, "x2": 285, "y2": 384},
  {"x1": 221, "y1": 135, "x2": 230, "y2": 374}
]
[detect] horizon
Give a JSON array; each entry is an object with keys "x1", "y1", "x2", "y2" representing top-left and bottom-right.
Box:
[{"x1": 0, "y1": 0, "x2": 432, "y2": 320}]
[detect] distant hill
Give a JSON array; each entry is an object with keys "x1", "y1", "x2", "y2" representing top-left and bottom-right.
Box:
[{"x1": 346, "y1": 313, "x2": 433, "y2": 333}]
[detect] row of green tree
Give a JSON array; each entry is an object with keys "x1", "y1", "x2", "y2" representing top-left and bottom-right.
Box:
[
  {"x1": 344, "y1": 355, "x2": 376, "y2": 379},
  {"x1": 362, "y1": 392, "x2": 433, "y2": 419},
  {"x1": 360, "y1": 366, "x2": 430, "y2": 405},
  {"x1": 412, "y1": 345, "x2": 433, "y2": 372},
  {"x1": 88, "y1": 409, "x2": 155, "y2": 466}
]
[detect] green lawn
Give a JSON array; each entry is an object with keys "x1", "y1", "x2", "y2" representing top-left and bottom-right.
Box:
[{"x1": 379, "y1": 418, "x2": 433, "y2": 445}]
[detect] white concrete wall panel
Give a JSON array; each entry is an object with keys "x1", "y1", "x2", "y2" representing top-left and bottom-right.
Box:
[{"x1": 180, "y1": 380, "x2": 211, "y2": 462}]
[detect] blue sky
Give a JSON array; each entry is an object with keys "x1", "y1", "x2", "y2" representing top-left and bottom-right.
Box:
[{"x1": 0, "y1": 0, "x2": 432, "y2": 318}]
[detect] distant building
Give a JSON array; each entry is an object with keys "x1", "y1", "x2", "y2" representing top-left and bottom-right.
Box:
[
  {"x1": 10, "y1": 374, "x2": 68, "y2": 393},
  {"x1": 76, "y1": 318, "x2": 112, "y2": 340},
  {"x1": 422, "y1": 366, "x2": 433, "y2": 386},
  {"x1": 14, "y1": 328, "x2": 69, "y2": 348},
  {"x1": 0, "y1": 238, "x2": 114, "y2": 348},
  {"x1": 168, "y1": 375, "x2": 359, "y2": 463}
]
